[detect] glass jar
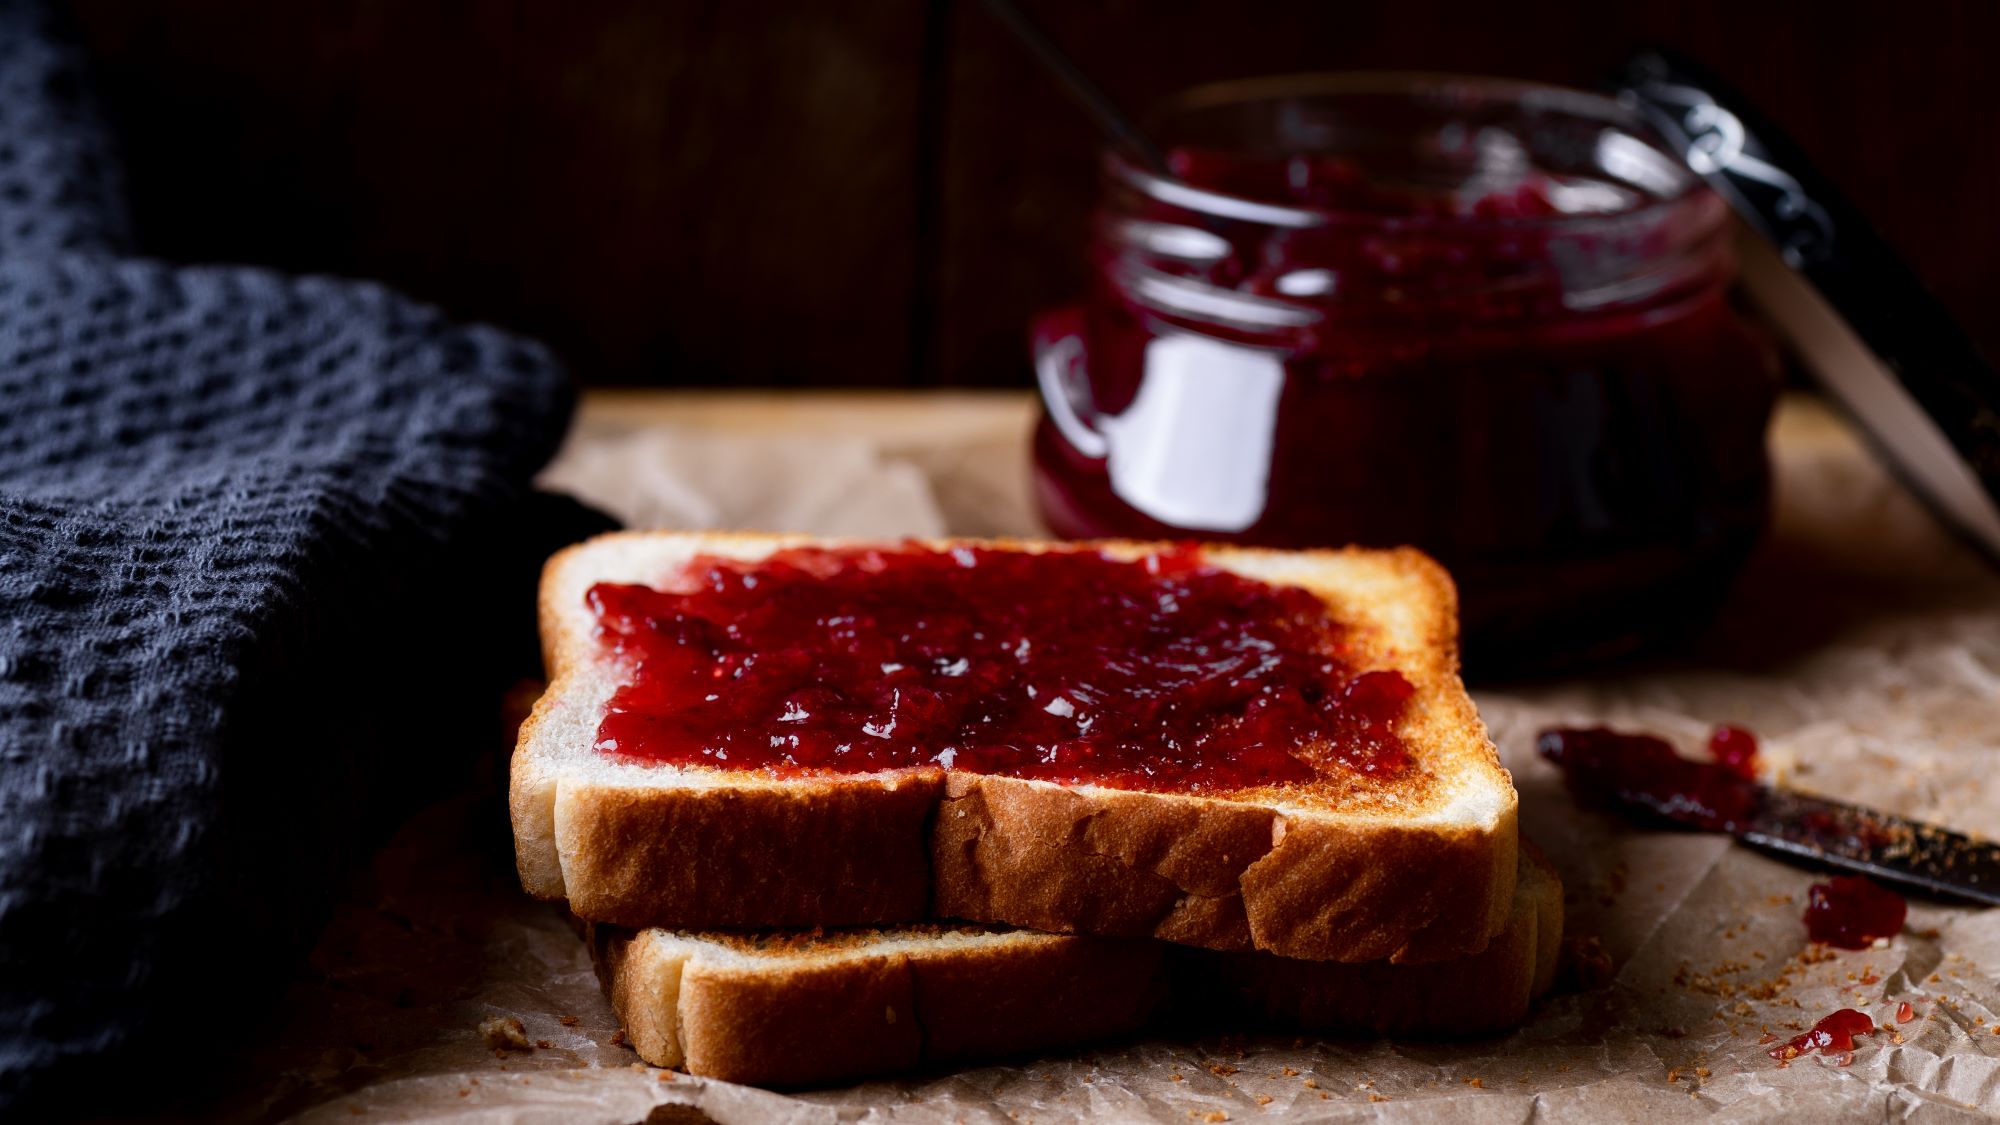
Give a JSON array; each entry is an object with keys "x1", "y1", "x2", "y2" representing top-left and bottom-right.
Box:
[{"x1": 1031, "y1": 74, "x2": 1780, "y2": 674}]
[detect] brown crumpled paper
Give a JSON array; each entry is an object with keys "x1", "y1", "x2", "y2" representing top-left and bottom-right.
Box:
[{"x1": 236, "y1": 395, "x2": 1999, "y2": 1123}]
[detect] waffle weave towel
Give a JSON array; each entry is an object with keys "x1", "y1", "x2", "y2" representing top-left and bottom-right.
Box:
[{"x1": 0, "y1": 1, "x2": 581, "y2": 1105}]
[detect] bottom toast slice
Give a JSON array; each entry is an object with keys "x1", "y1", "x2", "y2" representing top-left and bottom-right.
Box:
[{"x1": 584, "y1": 846, "x2": 1563, "y2": 1087}]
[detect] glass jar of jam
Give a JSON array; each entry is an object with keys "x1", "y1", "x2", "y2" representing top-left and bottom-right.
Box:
[{"x1": 1031, "y1": 74, "x2": 1780, "y2": 674}]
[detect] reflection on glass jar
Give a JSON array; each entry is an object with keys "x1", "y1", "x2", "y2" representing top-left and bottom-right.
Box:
[{"x1": 1032, "y1": 74, "x2": 1781, "y2": 675}]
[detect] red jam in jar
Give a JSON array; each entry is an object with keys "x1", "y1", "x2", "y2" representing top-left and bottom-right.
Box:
[
  {"x1": 587, "y1": 543, "x2": 1414, "y2": 792},
  {"x1": 1033, "y1": 75, "x2": 1779, "y2": 674}
]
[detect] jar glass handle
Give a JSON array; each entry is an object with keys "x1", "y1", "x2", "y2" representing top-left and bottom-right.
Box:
[{"x1": 1033, "y1": 310, "x2": 1108, "y2": 459}]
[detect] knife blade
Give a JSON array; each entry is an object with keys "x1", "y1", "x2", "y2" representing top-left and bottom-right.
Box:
[
  {"x1": 1732, "y1": 787, "x2": 2000, "y2": 906},
  {"x1": 1539, "y1": 727, "x2": 2000, "y2": 905}
]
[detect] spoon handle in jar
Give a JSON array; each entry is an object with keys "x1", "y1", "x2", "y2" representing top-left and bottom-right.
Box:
[{"x1": 976, "y1": 0, "x2": 1171, "y2": 175}]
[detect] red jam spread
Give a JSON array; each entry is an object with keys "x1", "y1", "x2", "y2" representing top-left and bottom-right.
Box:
[
  {"x1": 1537, "y1": 726, "x2": 1762, "y2": 831},
  {"x1": 587, "y1": 543, "x2": 1413, "y2": 791},
  {"x1": 1803, "y1": 876, "x2": 1907, "y2": 949},
  {"x1": 1768, "y1": 1008, "x2": 1874, "y2": 1065},
  {"x1": 1035, "y1": 100, "x2": 1779, "y2": 676}
]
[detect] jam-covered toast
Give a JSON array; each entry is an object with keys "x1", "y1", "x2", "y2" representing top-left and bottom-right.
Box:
[
  {"x1": 512, "y1": 532, "x2": 1518, "y2": 963},
  {"x1": 587, "y1": 846, "x2": 1562, "y2": 1086}
]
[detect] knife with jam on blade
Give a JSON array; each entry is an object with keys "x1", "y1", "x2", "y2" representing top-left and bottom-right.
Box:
[{"x1": 1539, "y1": 727, "x2": 2000, "y2": 906}]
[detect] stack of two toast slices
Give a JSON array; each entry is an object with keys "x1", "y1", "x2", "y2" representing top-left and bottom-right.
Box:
[{"x1": 511, "y1": 533, "x2": 1558, "y2": 1086}]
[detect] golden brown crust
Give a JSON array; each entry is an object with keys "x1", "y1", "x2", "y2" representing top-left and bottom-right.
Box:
[
  {"x1": 522, "y1": 532, "x2": 1517, "y2": 962},
  {"x1": 1185, "y1": 845, "x2": 1561, "y2": 1035},
  {"x1": 586, "y1": 848, "x2": 1562, "y2": 1085},
  {"x1": 556, "y1": 774, "x2": 942, "y2": 929}
]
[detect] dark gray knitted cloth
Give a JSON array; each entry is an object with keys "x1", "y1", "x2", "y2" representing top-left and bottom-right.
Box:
[{"x1": 0, "y1": 1, "x2": 580, "y2": 1107}]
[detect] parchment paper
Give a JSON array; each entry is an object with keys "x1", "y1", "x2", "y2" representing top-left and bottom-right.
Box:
[{"x1": 237, "y1": 395, "x2": 2000, "y2": 1123}]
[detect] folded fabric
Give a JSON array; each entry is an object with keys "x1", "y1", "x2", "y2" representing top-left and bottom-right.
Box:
[{"x1": 0, "y1": 1, "x2": 585, "y2": 1107}]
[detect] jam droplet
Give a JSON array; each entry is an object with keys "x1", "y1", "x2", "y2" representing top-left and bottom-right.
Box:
[
  {"x1": 1537, "y1": 726, "x2": 1761, "y2": 831},
  {"x1": 1896, "y1": 1001, "x2": 1915, "y2": 1024},
  {"x1": 1768, "y1": 1008, "x2": 1875, "y2": 1064},
  {"x1": 1706, "y1": 725, "x2": 1760, "y2": 780},
  {"x1": 1803, "y1": 876, "x2": 1907, "y2": 949},
  {"x1": 589, "y1": 543, "x2": 1415, "y2": 792}
]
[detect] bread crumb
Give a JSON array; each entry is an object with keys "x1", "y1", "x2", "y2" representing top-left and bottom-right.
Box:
[
  {"x1": 1169, "y1": 1072, "x2": 1184, "y2": 1082},
  {"x1": 1302, "y1": 1078, "x2": 1318, "y2": 1089},
  {"x1": 658, "y1": 1070, "x2": 675, "y2": 1081},
  {"x1": 1666, "y1": 1068, "x2": 1680, "y2": 1083},
  {"x1": 534, "y1": 1039, "x2": 552, "y2": 1050},
  {"x1": 1208, "y1": 1063, "x2": 1239, "y2": 1077},
  {"x1": 559, "y1": 1015, "x2": 580, "y2": 1027},
  {"x1": 1255, "y1": 1095, "x2": 1272, "y2": 1106},
  {"x1": 478, "y1": 1016, "x2": 531, "y2": 1052},
  {"x1": 1463, "y1": 1077, "x2": 1484, "y2": 1088},
  {"x1": 1694, "y1": 1067, "x2": 1710, "y2": 1078},
  {"x1": 1368, "y1": 1093, "x2": 1388, "y2": 1103},
  {"x1": 1202, "y1": 1113, "x2": 1229, "y2": 1123},
  {"x1": 456, "y1": 1089, "x2": 468, "y2": 1098},
  {"x1": 1280, "y1": 1067, "x2": 1298, "y2": 1077},
  {"x1": 609, "y1": 1030, "x2": 628, "y2": 1047}
]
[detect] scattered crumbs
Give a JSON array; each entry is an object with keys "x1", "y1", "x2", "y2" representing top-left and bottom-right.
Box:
[
  {"x1": 609, "y1": 1030, "x2": 627, "y2": 1047},
  {"x1": 456, "y1": 1090, "x2": 468, "y2": 1099},
  {"x1": 1666, "y1": 1068, "x2": 1681, "y2": 1084},
  {"x1": 1255, "y1": 1095, "x2": 1273, "y2": 1106},
  {"x1": 559, "y1": 1015, "x2": 580, "y2": 1027},
  {"x1": 1767, "y1": 894, "x2": 1795, "y2": 906},
  {"x1": 1991, "y1": 1027, "x2": 2000, "y2": 1037},
  {"x1": 534, "y1": 1039, "x2": 552, "y2": 1050},
  {"x1": 1169, "y1": 1072, "x2": 1184, "y2": 1083},
  {"x1": 1280, "y1": 1067, "x2": 1299, "y2": 1077},
  {"x1": 1891, "y1": 1031, "x2": 1906, "y2": 1044},
  {"x1": 1759, "y1": 1033, "x2": 1779, "y2": 1045},
  {"x1": 469, "y1": 1079, "x2": 479, "y2": 1086},
  {"x1": 1203, "y1": 1113, "x2": 1229, "y2": 1123},
  {"x1": 1368, "y1": 1093, "x2": 1388, "y2": 1103},
  {"x1": 1930, "y1": 974, "x2": 1943, "y2": 983},
  {"x1": 478, "y1": 1016, "x2": 531, "y2": 1052},
  {"x1": 1916, "y1": 928, "x2": 1942, "y2": 940},
  {"x1": 658, "y1": 1070, "x2": 675, "y2": 1082},
  {"x1": 1694, "y1": 1067, "x2": 1711, "y2": 1078},
  {"x1": 1463, "y1": 1077, "x2": 1484, "y2": 1089},
  {"x1": 1302, "y1": 1078, "x2": 1318, "y2": 1089},
  {"x1": 1860, "y1": 974, "x2": 1880, "y2": 986},
  {"x1": 1209, "y1": 1063, "x2": 1240, "y2": 1077}
]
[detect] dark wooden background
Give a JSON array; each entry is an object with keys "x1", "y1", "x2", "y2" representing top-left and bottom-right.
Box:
[{"x1": 68, "y1": 1, "x2": 1997, "y2": 388}]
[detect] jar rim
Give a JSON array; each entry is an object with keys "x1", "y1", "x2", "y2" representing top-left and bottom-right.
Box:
[{"x1": 1110, "y1": 71, "x2": 1714, "y2": 236}]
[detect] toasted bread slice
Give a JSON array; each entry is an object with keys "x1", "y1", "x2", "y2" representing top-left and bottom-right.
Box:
[
  {"x1": 514, "y1": 532, "x2": 1517, "y2": 963},
  {"x1": 588, "y1": 846, "x2": 1562, "y2": 1086}
]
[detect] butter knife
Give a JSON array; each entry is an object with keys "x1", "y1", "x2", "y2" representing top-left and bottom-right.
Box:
[{"x1": 1541, "y1": 728, "x2": 2000, "y2": 905}]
